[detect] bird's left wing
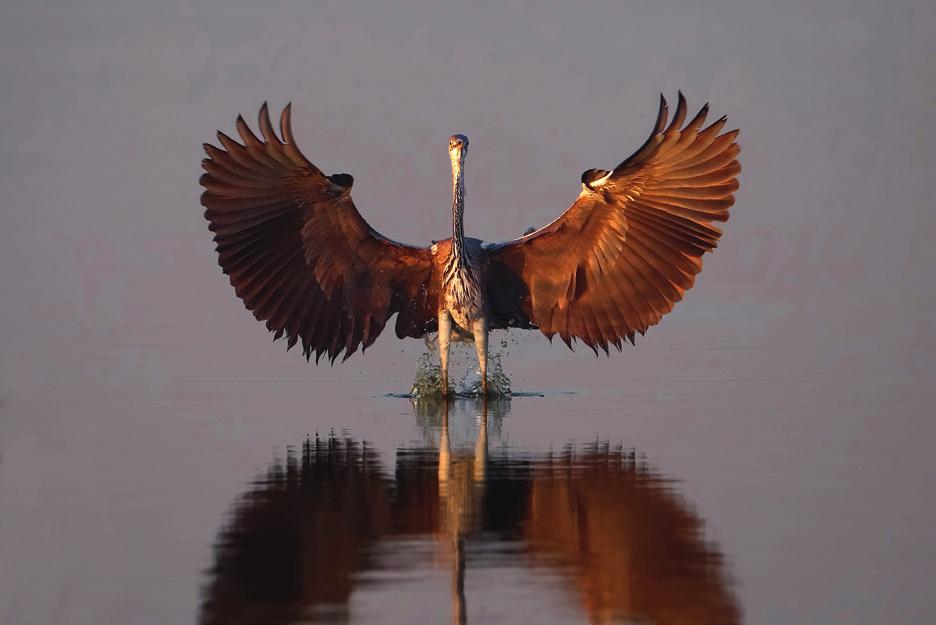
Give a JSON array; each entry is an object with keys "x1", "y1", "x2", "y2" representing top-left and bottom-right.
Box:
[
  {"x1": 201, "y1": 103, "x2": 439, "y2": 363},
  {"x1": 485, "y1": 94, "x2": 739, "y2": 353}
]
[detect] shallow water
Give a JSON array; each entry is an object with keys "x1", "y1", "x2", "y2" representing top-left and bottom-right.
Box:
[{"x1": 1, "y1": 309, "x2": 934, "y2": 625}]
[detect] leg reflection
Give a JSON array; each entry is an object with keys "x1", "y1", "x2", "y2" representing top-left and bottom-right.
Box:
[{"x1": 437, "y1": 398, "x2": 491, "y2": 625}]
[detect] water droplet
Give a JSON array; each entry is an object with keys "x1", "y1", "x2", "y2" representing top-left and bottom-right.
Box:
[{"x1": 409, "y1": 341, "x2": 512, "y2": 398}]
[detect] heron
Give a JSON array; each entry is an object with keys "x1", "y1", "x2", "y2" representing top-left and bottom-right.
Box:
[{"x1": 201, "y1": 93, "x2": 740, "y2": 396}]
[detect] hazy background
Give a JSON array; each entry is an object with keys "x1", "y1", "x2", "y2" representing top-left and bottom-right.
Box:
[
  {"x1": 2, "y1": 0, "x2": 934, "y2": 392},
  {"x1": 1, "y1": 1, "x2": 934, "y2": 624}
]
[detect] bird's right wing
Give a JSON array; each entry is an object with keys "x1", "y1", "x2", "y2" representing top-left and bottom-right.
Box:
[
  {"x1": 485, "y1": 94, "x2": 740, "y2": 352},
  {"x1": 201, "y1": 104, "x2": 440, "y2": 363}
]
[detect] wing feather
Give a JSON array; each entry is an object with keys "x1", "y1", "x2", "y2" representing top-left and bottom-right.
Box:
[
  {"x1": 202, "y1": 103, "x2": 439, "y2": 363},
  {"x1": 486, "y1": 94, "x2": 739, "y2": 349}
]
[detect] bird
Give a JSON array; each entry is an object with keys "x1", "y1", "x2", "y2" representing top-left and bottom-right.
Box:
[{"x1": 201, "y1": 93, "x2": 740, "y2": 396}]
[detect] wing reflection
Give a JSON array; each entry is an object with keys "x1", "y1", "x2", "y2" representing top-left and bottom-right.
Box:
[
  {"x1": 199, "y1": 400, "x2": 739, "y2": 625},
  {"x1": 524, "y1": 443, "x2": 739, "y2": 625},
  {"x1": 199, "y1": 437, "x2": 390, "y2": 624}
]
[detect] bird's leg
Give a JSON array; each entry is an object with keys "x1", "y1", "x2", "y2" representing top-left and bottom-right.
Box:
[
  {"x1": 438, "y1": 310, "x2": 452, "y2": 398},
  {"x1": 471, "y1": 316, "x2": 489, "y2": 397}
]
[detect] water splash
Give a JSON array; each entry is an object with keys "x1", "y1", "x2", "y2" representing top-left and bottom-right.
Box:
[
  {"x1": 455, "y1": 352, "x2": 512, "y2": 397},
  {"x1": 409, "y1": 338, "x2": 512, "y2": 398},
  {"x1": 409, "y1": 350, "x2": 445, "y2": 398}
]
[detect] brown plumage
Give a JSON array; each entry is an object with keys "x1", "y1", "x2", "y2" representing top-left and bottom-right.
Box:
[
  {"x1": 487, "y1": 93, "x2": 739, "y2": 353},
  {"x1": 201, "y1": 103, "x2": 439, "y2": 364},
  {"x1": 201, "y1": 94, "x2": 739, "y2": 388}
]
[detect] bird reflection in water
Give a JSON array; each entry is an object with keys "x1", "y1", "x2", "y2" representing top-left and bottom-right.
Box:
[{"x1": 199, "y1": 400, "x2": 740, "y2": 625}]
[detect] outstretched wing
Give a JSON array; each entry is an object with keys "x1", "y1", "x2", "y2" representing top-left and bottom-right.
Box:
[
  {"x1": 201, "y1": 103, "x2": 439, "y2": 363},
  {"x1": 486, "y1": 93, "x2": 740, "y2": 353}
]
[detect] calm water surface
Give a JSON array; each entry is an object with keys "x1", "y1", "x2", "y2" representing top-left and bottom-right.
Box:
[{"x1": 1, "y1": 314, "x2": 933, "y2": 625}]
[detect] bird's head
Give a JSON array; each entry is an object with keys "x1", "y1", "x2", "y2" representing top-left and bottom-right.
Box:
[{"x1": 448, "y1": 134, "x2": 469, "y2": 165}]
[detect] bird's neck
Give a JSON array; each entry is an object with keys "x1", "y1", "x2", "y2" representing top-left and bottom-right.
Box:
[{"x1": 450, "y1": 160, "x2": 468, "y2": 269}]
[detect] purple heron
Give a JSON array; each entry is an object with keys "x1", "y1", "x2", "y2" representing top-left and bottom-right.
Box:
[{"x1": 201, "y1": 93, "x2": 740, "y2": 395}]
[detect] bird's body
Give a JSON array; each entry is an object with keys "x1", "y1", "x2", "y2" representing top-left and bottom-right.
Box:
[
  {"x1": 201, "y1": 94, "x2": 740, "y2": 396},
  {"x1": 435, "y1": 235, "x2": 488, "y2": 395},
  {"x1": 437, "y1": 238, "x2": 484, "y2": 332}
]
